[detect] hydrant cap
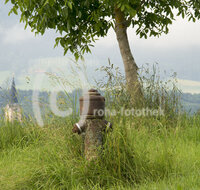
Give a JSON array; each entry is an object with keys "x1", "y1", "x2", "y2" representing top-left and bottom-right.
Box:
[{"x1": 79, "y1": 89, "x2": 105, "y2": 119}]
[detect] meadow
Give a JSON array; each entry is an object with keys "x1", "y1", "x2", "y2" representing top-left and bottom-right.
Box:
[
  {"x1": 0, "y1": 64, "x2": 199, "y2": 190},
  {"x1": 0, "y1": 113, "x2": 199, "y2": 190}
]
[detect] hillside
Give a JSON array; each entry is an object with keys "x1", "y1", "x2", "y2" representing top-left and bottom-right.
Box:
[
  {"x1": 181, "y1": 93, "x2": 200, "y2": 113},
  {"x1": 1, "y1": 90, "x2": 200, "y2": 116}
]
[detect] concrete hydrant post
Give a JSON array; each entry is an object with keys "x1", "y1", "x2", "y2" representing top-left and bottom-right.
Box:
[{"x1": 72, "y1": 89, "x2": 112, "y2": 161}]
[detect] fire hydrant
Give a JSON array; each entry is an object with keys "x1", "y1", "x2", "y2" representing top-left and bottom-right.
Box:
[{"x1": 72, "y1": 89, "x2": 112, "y2": 161}]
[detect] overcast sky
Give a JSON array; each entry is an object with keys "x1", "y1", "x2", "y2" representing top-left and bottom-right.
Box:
[{"x1": 1, "y1": 1, "x2": 200, "y2": 93}]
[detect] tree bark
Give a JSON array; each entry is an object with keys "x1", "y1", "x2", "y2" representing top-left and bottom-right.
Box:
[{"x1": 114, "y1": 7, "x2": 143, "y2": 106}]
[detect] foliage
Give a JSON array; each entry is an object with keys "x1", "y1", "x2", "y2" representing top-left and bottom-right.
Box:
[{"x1": 5, "y1": 0, "x2": 200, "y2": 59}]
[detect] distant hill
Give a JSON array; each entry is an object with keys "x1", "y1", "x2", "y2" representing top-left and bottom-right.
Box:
[
  {"x1": 0, "y1": 89, "x2": 81, "y2": 118},
  {"x1": 0, "y1": 89, "x2": 200, "y2": 117},
  {"x1": 181, "y1": 93, "x2": 200, "y2": 114},
  {"x1": 0, "y1": 89, "x2": 49, "y2": 117}
]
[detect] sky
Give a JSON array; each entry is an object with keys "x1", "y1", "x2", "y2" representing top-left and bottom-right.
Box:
[{"x1": 0, "y1": 1, "x2": 200, "y2": 93}]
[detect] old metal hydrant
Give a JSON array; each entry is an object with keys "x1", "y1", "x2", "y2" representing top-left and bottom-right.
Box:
[{"x1": 72, "y1": 89, "x2": 112, "y2": 161}]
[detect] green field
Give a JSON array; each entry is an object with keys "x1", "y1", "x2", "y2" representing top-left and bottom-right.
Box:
[
  {"x1": 0, "y1": 113, "x2": 199, "y2": 190},
  {"x1": 0, "y1": 64, "x2": 200, "y2": 190}
]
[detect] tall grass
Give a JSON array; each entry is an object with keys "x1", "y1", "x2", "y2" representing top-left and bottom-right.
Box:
[
  {"x1": 0, "y1": 115, "x2": 199, "y2": 189},
  {"x1": 0, "y1": 63, "x2": 199, "y2": 189}
]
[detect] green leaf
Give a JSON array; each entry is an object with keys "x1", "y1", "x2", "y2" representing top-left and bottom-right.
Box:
[
  {"x1": 121, "y1": 5, "x2": 125, "y2": 11},
  {"x1": 49, "y1": 0, "x2": 55, "y2": 6},
  {"x1": 130, "y1": 9, "x2": 137, "y2": 17},
  {"x1": 67, "y1": 21, "x2": 71, "y2": 31},
  {"x1": 62, "y1": 7, "x2": 68, "y2": 18},
  {"x1": 78, "y1": 11, "x2": 82, "y2": 18},
  {"x1": 117, "y1": 3, "x2": 121, "y2": 8},
  {"x1": 68, "y1": 2, "x2": 72, "y2": 10},
  {"x1": 43, "y1": 0, "x2": 49, "y2": 7},
  {"x1": 12, "y1": 7, "x2": 18, "y2": 15},
  {"x1": 181, "y1": 11, "x2": 185, "y2": 19},
  {"x1": 74, "y1": 52, "x2": 79, "y2": 61}
]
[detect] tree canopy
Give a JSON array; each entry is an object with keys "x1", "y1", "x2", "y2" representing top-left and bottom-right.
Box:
[{"x1": 6, "y1": 0, "x2": 200, "y2": 60}]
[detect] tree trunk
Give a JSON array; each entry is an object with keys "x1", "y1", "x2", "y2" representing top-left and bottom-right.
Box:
[{"x1": 114, "y1": 7, "x2": 143, "y2": 106}]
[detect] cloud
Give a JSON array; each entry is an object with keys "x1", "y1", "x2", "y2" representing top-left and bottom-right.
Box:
[
  {"x1": 177, "y1": 79, "x2": 200, "y2": 94},
  {"x1": 17, "y1": 56, "x2": 94, "y2": 91},
  {"x1": 129, "y1": 18, "x2": 200, "y2": 49},
  {"x1": 0, "y1": 71, "x2": 12, "y2": 86},
  {"x1": 0, "y1": 24, "x2": 35, "y2": 44},
  {"x1": 95, "y1": 16, "x2": 200, "y2": 50}
]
